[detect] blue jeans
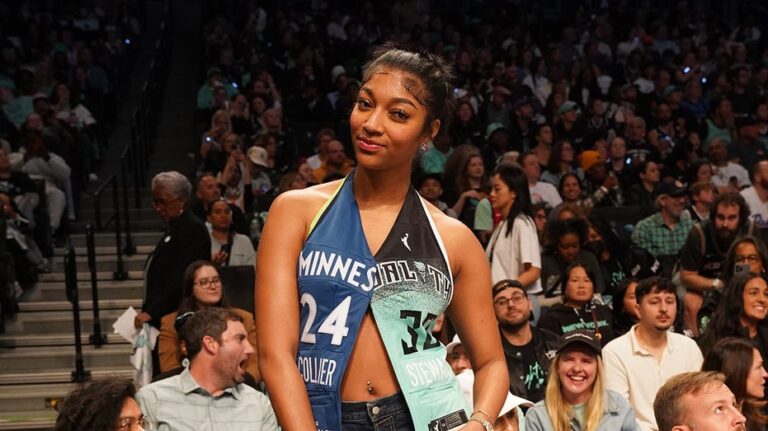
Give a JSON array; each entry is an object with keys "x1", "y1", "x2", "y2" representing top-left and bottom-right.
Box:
[{"x1": 341, "y1": 392, "x2": 415, "y2": 431}]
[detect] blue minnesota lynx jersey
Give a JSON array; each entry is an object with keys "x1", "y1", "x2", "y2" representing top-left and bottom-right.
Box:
[{"x1": 296, "y1": 172, "x2": 468, "y2": 431}]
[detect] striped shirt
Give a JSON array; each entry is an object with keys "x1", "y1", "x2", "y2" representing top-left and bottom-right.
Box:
[{"x1": 136, "y1": 368, "x2": 279, "y2": 431}]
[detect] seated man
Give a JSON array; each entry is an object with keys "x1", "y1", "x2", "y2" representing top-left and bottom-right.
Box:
[
  {"x1": 679, "y1": 193, "x2": 752, "y2": 335},
  {"x1": 602, "y1": 276, "x2": 703, "y2": 431},
  {"x1": 654, "y1": 371, "x2": 746, "y2": 431},
  {"x1": 631, "y1": 181, "x2": 694, "y2": 267},
  {"x1": 136, "y1": 307, "x2": 278, "y2": 430}
]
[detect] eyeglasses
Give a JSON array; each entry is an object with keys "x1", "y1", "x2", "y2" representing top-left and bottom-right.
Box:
[
  {"x1": 117, "y1": 415, "x2": 153, "y2": 431},
  {"x1": 194, "y1": 277, "x2": 221, "y2": 288},
  {"x1": 494, "y1": 294, "x2": 527, "y2": 307},
  {"x1": 735, "y1": 254, "x2": 761, "y2": 264}
]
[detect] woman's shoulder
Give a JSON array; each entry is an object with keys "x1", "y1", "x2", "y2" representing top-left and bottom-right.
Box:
[{"x1": 267, "y1": 180, "x2": 344, "y2": 224}]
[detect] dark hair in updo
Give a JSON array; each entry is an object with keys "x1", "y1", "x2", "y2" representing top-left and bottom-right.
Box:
[{"x1": 362, "y1": 43, "x2": 457, "y2": 139}]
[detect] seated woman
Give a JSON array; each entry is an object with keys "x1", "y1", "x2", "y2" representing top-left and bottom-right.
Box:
[
  {"x1": 525, "y1": 330, "x2": 639, "y2": 431},
  {"x1": 54, "y1": 378, "x2": 150, "y2": 431},
  {"x1": 699, "y1": 273, "x2": 768, "y2": 362},
  {"x1": 538, "y1": 262, "x2": 615, "y2": 345},
  {"x1": 540, "y1": 218, "x2": 605, "y2": 302},
  {"x1": 207, "y1": 200, "x2": 256, "y2": 267},
  {"x1": 702, "y1": 337, "x2": 768, "y2": 431},
  {"x1": 611, "y1": 278, "x2": 641, "y2": 337},
  {"x1": 158, "y1": 260, "x2": 259, "y2": 383},
  {"x1": 698, "y1": 236, "x2": 768, "y2": 331}
]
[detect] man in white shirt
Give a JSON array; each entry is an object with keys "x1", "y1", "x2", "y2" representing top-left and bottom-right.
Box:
[
  {"x1": 740, "y1": 159, "x2": 768, "y2": 229},
  {"x1": 709, "y1": 138, "x2": 750, "y2": 190},
  {"x1": 603, "y1": 277, "x2": 703, "y2": 431},
  {"x1": 520, "y1": 152, "x2": 562, "y2": 208}
]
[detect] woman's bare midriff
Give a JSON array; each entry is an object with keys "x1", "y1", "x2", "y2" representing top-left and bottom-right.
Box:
[{"x1": 340, "y1": 311, "x2": 400, "y2": 401}]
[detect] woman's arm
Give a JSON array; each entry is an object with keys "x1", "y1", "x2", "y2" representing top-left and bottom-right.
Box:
[
  {"x1": 518, "y1": 263, "x2": 541, "y2": 288},
  {"x1": 444, "y1": 221, "x2": 508, "y2": 425},
  {"x1": 255, "y1": 191, "x2": 318, "y2": 430}
]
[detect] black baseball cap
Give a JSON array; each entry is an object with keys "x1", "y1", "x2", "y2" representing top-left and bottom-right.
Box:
[
  {"x1": 559, "y1": 330, "x2": 602, "y2": 356},
  {"x1": 492, "y1": 279, "x2": 526, "y2": 299}
]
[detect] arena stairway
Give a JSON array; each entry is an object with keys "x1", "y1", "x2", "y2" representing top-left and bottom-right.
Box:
[
  {"x1": 0, "y1": 0, "x2": 207, "y2": 427},
  {"x1": 0, "y1": 214, "x2": 161, "y2": 430}
]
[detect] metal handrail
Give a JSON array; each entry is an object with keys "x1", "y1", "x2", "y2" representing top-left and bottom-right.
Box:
[
  {"x1": 92, "y1": 174, "x2": 128, "y2": 280},
  {"x1": 86, "y1": 224, "x2": 107, "y2": 346},
  {"x1": 64, "y1": 246, "x2": 91, "y2": 382}
]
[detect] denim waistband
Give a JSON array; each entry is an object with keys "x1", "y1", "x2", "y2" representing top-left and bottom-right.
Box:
[{"x1": 340, "y1": 392, "x2": 410, "y2": 423}]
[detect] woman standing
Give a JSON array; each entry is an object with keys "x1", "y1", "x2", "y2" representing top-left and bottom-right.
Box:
[
  {"x1": 486, "y1": 163, "x2": 542, "y2": 312},
  {"x1": 702, "y1": 337, "x2": 768, "y2": 431},
  {"x1": 257, "y1": 45, "x2": 507, "y2": 431},
  {"x1": 525, "y1": 330, "x2": 639, "y2": 431}
]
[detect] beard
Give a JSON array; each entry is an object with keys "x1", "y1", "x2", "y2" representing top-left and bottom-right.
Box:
[
  {"x1": 715, "y1": 227, "x2": 738, "y2": 247},
  {"x1": 499, "y1": 311, "x2": 531, "y2": 332}
]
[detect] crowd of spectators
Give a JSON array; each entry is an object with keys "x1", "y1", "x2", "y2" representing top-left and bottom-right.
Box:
[
  {"x1": 42, "y1": 0, "x2": 768, "y2": 429},
  {"x1": 0, "y1": 0, "x2": 143, "y2": 320}
]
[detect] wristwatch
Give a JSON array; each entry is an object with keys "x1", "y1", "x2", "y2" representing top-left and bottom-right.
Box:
[{"x1": 469, "y1": 415, "x2": 493, "y2": 431}]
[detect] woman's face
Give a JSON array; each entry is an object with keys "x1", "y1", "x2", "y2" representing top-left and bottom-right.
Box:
[
  {"x1": 208, "y1": 201, "x2": 232, "y2": 231},
  {"x1": 222, "y1": 134, "x2": 239, "y2": 153},
  {"x1": 561, "y1": 176, "x2": 581, "y2": 201},
  {"x1": 746, "y1": 348, "x2": 768, "y2": 399},
  {"x1": 489, "y1": 174, "x2": 516, "y2": 213},
  {"x1": 735, "y1": 242, "x2": 764, "y2": 275},
  {"x1": 251, "y1": 96, "x2": 267, "y2": 114},
  {"x1": 560, "y1": 143, "x2": 574, "y2": 163},
  {"x1": 534, "y1": 209, "x2": 547, "y2": 234},
  {"x1": 466, "y1": 156, "x2": 485, "y2": 179},
  {"x1": 622, "y1": 282, "x2": 641, "y2": 320},
  {"x1": 557, "y1": 347, "x2": 598, "y2": 405},
  {"x1": 457, "y1": 102, "x2": 473, "y2": 123},
  {"x1": 298, "y1": 162, "x2": 314, "y2": 182},
  {"x1": 641, "y1": 162, "x2": 660, "y2": 184},
  {"x1": 565, "y1": 265, "x2": 593, "y2": 306},
  {"x1": 697, "y1": 163, "x2": 713, "y2": 183},
  {"x1": 117, "y1": 397, "x2": 143, "y2": 431},
  {"x1": 742, "y1": 276, "x2": 768, "y2": 324},
  {"x1": 350, "y1": 68, "x2": 434, "y2": 170},
  {"x1": 558, "y1": 232, "x2": 581, "y2": 262},
  {"x1": 193, "y1": 265, "x2": 222, "y2": 307}
]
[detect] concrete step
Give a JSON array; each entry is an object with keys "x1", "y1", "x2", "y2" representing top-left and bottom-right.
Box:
[
  {"x1": 52, "y1": 245, "x2": 154, "y2": 257},
  {"x1": 69, "y1": 219, "x2": 165, "y2": 233},
  {"x1": 0, "y1": 410, "x2": 56, "y2": 431},
  {"x1": 68, "y1": 231, "x2": 161, "y2": 248},
  {"x1": 18, "y1": 298, "x2": 141, "y2": 313},
  {"x1": 0, "y1": 368, "x2": 133, "y2": 386},
  {"x1": 0, "y1": 332, "x2": 132, "y2": 348},
  {"x1": 39, "y1": 270, "x2": 144, "y2": 282},
  {"x1": 33, "y1": 280, "x2": 143, "y2": 302},
  {"x1": 0, "y1": 344, "x2": 132, "y2": 374},
  {"x1": 2, "y1": 309, "x2": 130, "y2": 336},
  {"x1": 51, "y1": 253, "x2": 148, "y2": 273}
]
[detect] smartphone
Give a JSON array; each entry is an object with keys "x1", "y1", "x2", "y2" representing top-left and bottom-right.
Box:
[{"x1": 735, "y1": 263, "x2": 751, "y2": 275}]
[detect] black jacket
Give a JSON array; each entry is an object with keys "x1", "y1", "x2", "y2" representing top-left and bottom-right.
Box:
[
  {"x1": 143, "y1": 210, "x2": 211, "y2": 327},
  {"x1": 499, "y1": 326, "x2": 561, "y2": 403},
  {"x1": 537, "y1": 302, "x2": 616, "y2": 346}
]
